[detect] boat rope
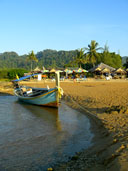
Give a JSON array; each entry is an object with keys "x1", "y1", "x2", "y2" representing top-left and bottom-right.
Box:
[{"x1": 57, "y1": 87, "x2": 64, "y2": 99}]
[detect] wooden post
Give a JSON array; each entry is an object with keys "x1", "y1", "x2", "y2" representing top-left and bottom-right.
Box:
[
  {"x1": 55, "y1": 71, "x2": 60, "y2": 106},
  {"x1": 55, "y1": 71, "x2": 60, "y2": 87}
]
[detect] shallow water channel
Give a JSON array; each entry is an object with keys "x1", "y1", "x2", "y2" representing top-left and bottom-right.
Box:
[{"x1": 0, "y1": 95, "x2": 93, "y2": 170}]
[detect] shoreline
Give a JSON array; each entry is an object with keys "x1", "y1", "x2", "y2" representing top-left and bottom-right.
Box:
[
  {"x1": 1, "y1": 80, "x2": 128, "y2": 170},
  {"x1": 0, "y1": 92, "x2": 115, "y2": 170},
  {"x1": 54, "y1": 95, "x2": 117, "y2": 170}
]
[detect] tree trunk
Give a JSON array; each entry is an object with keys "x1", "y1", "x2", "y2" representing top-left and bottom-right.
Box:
[{"x1": 31, "y1": 61, "x2": 32, "y2": 71}]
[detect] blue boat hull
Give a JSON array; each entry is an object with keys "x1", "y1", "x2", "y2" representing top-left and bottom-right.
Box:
[{"x1": 15, "y1": 88, "x2": 59, "y2": 107}]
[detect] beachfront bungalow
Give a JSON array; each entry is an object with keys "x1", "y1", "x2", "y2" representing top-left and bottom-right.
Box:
[
  {"x1": 33, "y1": 67, "x2": 41, "y2": 73},
  {"x1": 101, "y1": 68, "x2": 110, "y2": 74},
  {"x1": 89, "y1": 63, "x2": 115, "y2": 78},
  {"x1": 114, "y1": 68, "x2": 126, "y2": 79}
]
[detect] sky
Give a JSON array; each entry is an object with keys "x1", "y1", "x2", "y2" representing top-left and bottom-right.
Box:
[{"x1": 0, "y1": 0, "x2": 128, "y2": 56}]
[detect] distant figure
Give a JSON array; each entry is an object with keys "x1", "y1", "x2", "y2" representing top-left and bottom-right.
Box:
[
  {"x1": 106, "y1": 76, "x2": 110, "y2": 80},
  {"x1": 106, "y1": 75, "x2": 112, "y2": 80},
  {"x1": 73, "y1": 75, "x2": 76, "y2": 82},
  {"x1": 83, "y1": 75, "x2": 87, "y2": 81}
]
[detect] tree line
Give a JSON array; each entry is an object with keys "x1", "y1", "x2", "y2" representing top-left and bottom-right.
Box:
[
  {"x1": 0, "y1": 50, "x2": 77, "y2": 70},
  {"x1": 0, "y1": 68, "x2": 28, "y2": 80},
  {"x1": 0, "y1": 40, "x2": 126, "y2": 71},
  {"x1": 73, "y1": 40, "x2": 122, "y2": 69}
]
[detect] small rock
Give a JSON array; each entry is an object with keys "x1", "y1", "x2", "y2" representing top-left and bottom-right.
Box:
[
  {"x1": 111, "y1": 111, "x2": 118, "y2": 115},
  {"x1": 47, "y1": 167, "x2": 53, "y2": 171},
  {"x1": 120, "y1": 144, "x2": 125, "y2": 150},
  {"x1": 71, "y1": 155, "x2": 79, "y2": 160},
  {"x1": 125, "y1": 109, "x2": 128, "y2": 114},
  {"x1": 113, "y1": 139, "x2": 118, "y2": 143}
]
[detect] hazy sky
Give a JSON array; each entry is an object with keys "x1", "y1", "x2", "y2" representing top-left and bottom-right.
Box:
[{"x1": 0, "y1": 0, "x2": 128, "y2": 56}]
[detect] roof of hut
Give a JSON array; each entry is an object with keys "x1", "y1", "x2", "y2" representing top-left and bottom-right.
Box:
[
  {"x1": 101, "y1": 68, "x2": 110, "y2": 73},
  {"x1": 95, "y1": 67, "x2": 102, "y2": 71},
  {"x1": 49, "y1": 68, "x2": 56, "y2": 73},
  {"x1": 89, "y1": 63, "x2": 115, "y2": 72},
  {"x1": 115, "y1": 68, "x2": 126, "y2": 73},
  {"x1": 33, "y1": 67, "x2": 41, "y2": 72}
]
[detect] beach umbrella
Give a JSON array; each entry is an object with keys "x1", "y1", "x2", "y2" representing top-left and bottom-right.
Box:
[
  {"x1": 73, "y1": 68, "x2": 82, "y2": 73},
  {"x1": 42, "y1": 69, "x2": 49, "y2": 73},
  {"x1": 64, "y1": 69, "x2": 69, "y2": 72},
  {"x1": 68, "y1": 70, "x2": 73, "y2": 74},
  {"x1": 64, "y1": 69, "x2": 73, "y2": 74},
  {"x1": 56, "y1": 70, "x2": 63, "y2": 73},
  {"x1": 82, "y1": 69, "x2": 88, "y2": 73}
]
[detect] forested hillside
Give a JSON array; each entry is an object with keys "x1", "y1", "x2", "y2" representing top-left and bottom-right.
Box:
[
  {"x1": 0, "y1": 48, "x2": 126, "y2": 70},
  {"x1": 0, "y1": 50, "x2": 77, "y2": 70}
]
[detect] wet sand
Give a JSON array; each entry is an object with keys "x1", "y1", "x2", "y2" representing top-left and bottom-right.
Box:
[{"x1": 1, "y1": 79, "x2": 128, "y2": 170}]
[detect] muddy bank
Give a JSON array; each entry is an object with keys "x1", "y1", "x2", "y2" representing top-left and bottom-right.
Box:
[
  {"x1": 54, "y1": 81, "x2": 128, "y2": 171},
  {"x1": 1, "y1": 80, "x2": 128, "y2": 170},
  {"x1": 0, "y1": 81, "x2": 13, "y2": 95}
]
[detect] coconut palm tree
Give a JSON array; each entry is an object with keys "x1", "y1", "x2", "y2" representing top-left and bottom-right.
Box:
[
  {"x1": 101, "y1": 43, "x2": 110, "y2": 64},
  {"x1": 75, "y1": 48, "x2": 86, "y2": 68},
  {"x1": 103, "y1": 43, "x2": 109, "y2": 53},
  {"x1": 27, "y1": 50, "x2": 38, "y2": 71},
  {"x1": 85, "y1": 40, "x2": 103, "y2": 67}
]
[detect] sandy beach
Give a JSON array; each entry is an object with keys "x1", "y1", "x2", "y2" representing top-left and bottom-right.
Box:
[{"x1": 1, "y1": 79, "x2": 128, "y2": 170}]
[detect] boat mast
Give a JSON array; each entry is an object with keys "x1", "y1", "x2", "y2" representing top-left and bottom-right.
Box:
[
  {"x1": 55, "y1": 71, "x2": 60, "y2": 88},
  {"x1": 55, "y1": 71, "x2": 60, "y2": 106}
]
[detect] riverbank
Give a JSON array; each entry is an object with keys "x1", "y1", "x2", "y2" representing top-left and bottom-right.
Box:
[
  {"x1": 1, "y1": 80, "x2": 128, "y2": 170},
  {"x1": 58, "y1": 81, "x2": 128, "y2": 171}
]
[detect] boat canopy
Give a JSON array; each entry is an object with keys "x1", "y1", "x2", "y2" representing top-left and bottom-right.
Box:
[{"x1": 12, "y1": 74, "x2": 39, "y2": 82}]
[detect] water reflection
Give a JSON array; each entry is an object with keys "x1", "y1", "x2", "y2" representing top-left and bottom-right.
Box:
[
  {"x1": 0, "y1": 96, "x2": 93, "y2": 171},
  {"x1": 17, "y1": 101, "x2": 62, "y2": 131}
]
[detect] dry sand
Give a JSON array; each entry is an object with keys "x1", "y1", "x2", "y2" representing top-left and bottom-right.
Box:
[{"x1": 1, "y1": 79, "x2": 128, "y2": 170}]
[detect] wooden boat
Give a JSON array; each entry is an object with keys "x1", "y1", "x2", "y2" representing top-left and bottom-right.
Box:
[{"x1": 12, "y1": 72, "x2": 63, "y2": 108}]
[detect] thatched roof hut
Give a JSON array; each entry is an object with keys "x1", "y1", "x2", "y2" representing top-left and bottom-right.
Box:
[
  {"x1": 101, "y1": 68, "x2": 110, "y2": 73},
  {"x1": 49, "y1": 68, "x2": 56, "y2": 73},
  {"x1": 95, "y1": 67, "x2": 102, "y2": 72},
  {"x1": 115, "y1": 68, "x2": 126, "y2": 74},
  {"x1": 33, "y1": 67, "x2": 41, "y2": 73},
  {"x1": 89, "y1": 63, "x2": 115, "y2": 73}
]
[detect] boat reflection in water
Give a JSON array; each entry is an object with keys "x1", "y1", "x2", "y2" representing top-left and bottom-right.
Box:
[
  {"x1": 21, "y1": 102, "x2": 62, "y2": 131},
  {"x1": 0, "y1": 96, "x2": 93, "y2": 171}
]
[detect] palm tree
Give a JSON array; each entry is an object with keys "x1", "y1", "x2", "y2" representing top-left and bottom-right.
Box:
[
  {"x1": 103, "y1": 43, "x2": 109, "y2": 53},
  {"x1": 85, "y1": 40, "x2": 103, "y2": 67},
  {"x1": 75, "y1": 48, "x2": 86, "y2": 68},
  {"x1": 27, "y1": 50, "x2": 38, "y2": 71},
  {"x1": 101, "y1": 43, "x2": 110, "y2": 64}
]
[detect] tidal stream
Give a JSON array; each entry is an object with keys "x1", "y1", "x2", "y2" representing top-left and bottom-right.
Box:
[{"x1": 0, "y1": 95, "x2": 93, "y2": 170}]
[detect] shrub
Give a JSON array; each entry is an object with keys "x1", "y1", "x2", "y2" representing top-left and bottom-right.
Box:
[
  {"x1": 7, "y1": 68, "x2": 28, "y2": 79},
  {"x1": 0, "y1": 69, "x2": 8, "y2": 78}
]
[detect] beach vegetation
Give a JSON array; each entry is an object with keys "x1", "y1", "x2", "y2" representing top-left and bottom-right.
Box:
[
  {"x1": 101, "y1": 52, "x2": 122, "y2": 68},
  {"x1": 0, "y1": 43, "x2": 123, "y2": 71},
  {"x1": 84, "y1": 40, "x2": 103, "y2": 67},
  {"x1": 75, "y1": 48, "x2": 86, "y2": 68},
  {"x1": 0, "y1": 68, "x2": 28, "y2": 80},
  {"x1": 27, "y1": 51, "x2": 38, "y2": 71}
]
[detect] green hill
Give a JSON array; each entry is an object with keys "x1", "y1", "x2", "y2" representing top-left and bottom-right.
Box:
[
  {"x1": 0, "y1": 49, "x2": 125, "y2": 70},
  {"x1": 0, "y1": 50, "x2": 77, "y2": 70}
]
